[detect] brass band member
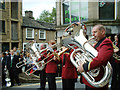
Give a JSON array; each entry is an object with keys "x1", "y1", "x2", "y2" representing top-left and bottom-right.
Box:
[
  {"x1": 77, "y1": 25, "x2": 113, "y2": 90},
  {"x1": 45, "y1": 40, "x2": 58, "y2": 90},
  {"x1": 38, "y1": 43, "x2": 47, "y2": 90},
  {"x1": 111, "y1": 34, "x2": 120, "y2": 90},
  {"x1": 59, "y1": 46, "x2": 78, "y2": 90}
]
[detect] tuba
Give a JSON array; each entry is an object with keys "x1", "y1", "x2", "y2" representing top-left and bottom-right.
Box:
[{"x1": 63, "y1": 23, "x2": 113, "y2": 88}]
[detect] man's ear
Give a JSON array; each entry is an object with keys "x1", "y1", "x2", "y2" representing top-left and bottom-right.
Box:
[{"x1": 101, "y1": 30, "x2": 105, "y2": 35}]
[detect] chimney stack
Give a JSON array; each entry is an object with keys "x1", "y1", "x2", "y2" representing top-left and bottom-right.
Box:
[{"x1": 25, "y1": 11, "x2": 33, "y2": 18}]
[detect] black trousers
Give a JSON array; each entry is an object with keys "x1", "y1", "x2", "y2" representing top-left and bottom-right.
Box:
[
  {"x1": 111, "y1": 59, "x2": 120, "y2": 90},
  {"x1": 62, "y1": 79, "x2": 76, "y2": 90},
  {"x1": 46, "y1": 73, "x2": 56, "y2": 90},
  {"x1": 2, "y1": 70, "x2": 6, "y2": 86},
  {"x1": 9, "y1": 68, "x2": 20, "y2": 85},
  {"x1": 40, "y1": 69, "x2": 46, "y2": 90}
]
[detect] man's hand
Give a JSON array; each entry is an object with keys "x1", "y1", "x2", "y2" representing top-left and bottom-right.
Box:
[
  {"x1": 77, "y1": 60, "x2": 84, "y2": 73},
  {"x1": 114, "y1": 48, "x2": 119, "y2": 53},
  {"x1": 53, "y1": 56, "x2": 58, "y2": 61}
]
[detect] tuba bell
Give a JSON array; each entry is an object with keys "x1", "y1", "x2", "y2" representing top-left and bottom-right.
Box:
[{"x1": 64, "y1": 23, "x2": 113, "y2": 88}]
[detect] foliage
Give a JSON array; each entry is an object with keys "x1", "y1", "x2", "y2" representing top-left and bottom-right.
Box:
[{"x1": 37, "y1": 7, "x2": 56, "y2": 23}]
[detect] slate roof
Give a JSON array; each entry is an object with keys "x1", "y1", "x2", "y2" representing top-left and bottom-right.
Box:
[
  {"x1": 37, "y1": 21, "x2": 56, "y2": 30},
  {"x1": 22, "y1": 17, "x2": 56, "y2": 31}
]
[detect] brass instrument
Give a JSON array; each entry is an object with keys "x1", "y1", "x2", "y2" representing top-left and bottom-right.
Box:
[
  {"x1": 24, "y1": 40, "x2": 67, "y2": 76},
  {"x1": 25, "y1": 47, "x2": 68, "y2": 76},
  {"x1": 23, "y1": 41, "x2": 45, "y2": 75},
  {"x1": 112, "y1": 41, "x2": 120, "y2": 61},
  {"x1": 64, "y1": 23, "x2": 113, "y2": 88},
  {"x1": 16, "y1": 57, "x2": 28, "y2": 68},
  {"x1": 16, "y1": 51, "x2": 47, "y2": 69},
  {"x1": 24, "y1": 51, "x2": 53, "y2": 76}
]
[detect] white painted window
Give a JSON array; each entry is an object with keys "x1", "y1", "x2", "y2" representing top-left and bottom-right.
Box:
[
  {"x1": 26, "y1": 28, "x2": 34, "y2": 39},
  {"x1": 39, "y1": 30, "x2": 46, "y2": 39}
]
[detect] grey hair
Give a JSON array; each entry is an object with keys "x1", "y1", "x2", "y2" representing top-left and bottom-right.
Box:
[
  {"x1": 93, "y1": 24, "x2": 106, "y2": 35},
  {"x1": 94, "y1": 24, "x2": 106, "y2": 31}
]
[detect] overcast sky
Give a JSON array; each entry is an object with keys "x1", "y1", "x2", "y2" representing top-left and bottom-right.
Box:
[{"x1": 22, "y1": 0, "x2": 56, "y2": 19}]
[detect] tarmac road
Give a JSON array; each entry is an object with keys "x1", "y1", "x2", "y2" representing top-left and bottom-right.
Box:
[
  {"x1": 1, "y1": 77, "x2": 85, "y2": 90},
  {"x1": 1, "y1": 76, "x2": 112, "y2": 90}
]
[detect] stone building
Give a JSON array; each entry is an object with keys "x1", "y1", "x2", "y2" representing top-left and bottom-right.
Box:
[
  {"x1": 22, "y1": 11, "x2": 56, "y2": 51},
  {"x1": 0, "y1": 1, "x2": 22, "y2": 52},
  {"x1": 56, "y1": 0, "x2": 120, "y2": 43},
  {"x1": 0, "y1": 1, "x2": 56, "y2": 52}
]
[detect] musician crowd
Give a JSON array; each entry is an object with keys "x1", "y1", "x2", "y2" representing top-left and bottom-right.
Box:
[{"x1": 1, "y1": 24, "x2": 120, "y2": 90}]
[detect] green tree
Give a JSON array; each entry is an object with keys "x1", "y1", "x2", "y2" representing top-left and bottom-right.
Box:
[{"x1": 37, "y1": 7, "x2": 56, "y2": 23}]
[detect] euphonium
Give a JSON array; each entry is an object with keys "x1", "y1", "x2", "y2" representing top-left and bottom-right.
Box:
[
  {"x1": 63, "y1": 23, "x2": 112, "y2": 88},
  {"x1": 70, "y1": 29, "x2": 112, "y2": 88}
]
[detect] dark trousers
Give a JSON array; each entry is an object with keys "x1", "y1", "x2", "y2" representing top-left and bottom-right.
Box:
[
  {"x1": 46, "y1": 73, "x2": 56, "y2": 90},
  {"x1": 62, "y1": 79, "x2": 76, "y2": 90},
  {"x1": 9, "y1": 68, "x2": 20, "y2": 85},
  {"x1": 2, "y1": 70, "x2": 6, "y2": 86},
  {"x1": 40, "y1": 70, "x2": 46, "y2": 90},
  {"x1": 111, "y1": 59, "x2": 120, "y2": 90}
]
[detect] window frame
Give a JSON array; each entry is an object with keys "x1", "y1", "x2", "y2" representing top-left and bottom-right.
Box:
[
  {"x1": 26, "y1": 28, "x2": 34, "y2": 39},
  {"x1": 39, "y1": 29, "x2": 46, "y2": 40},
  {"x1": 99, "y1": 0, "x2": 115, "y2": 20},
  {"x1": 61, "y1": 0, "x2": 88, "y2": 25}
]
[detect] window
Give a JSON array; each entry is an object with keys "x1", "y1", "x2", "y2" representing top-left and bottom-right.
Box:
[
  {"x1": 0, "y1": 0, "x2": 5, "y2": 9},
  {"x1": 62, "y1": 0, "x2": 88, "y2": 24},
  {"x1": 71, "y1": 1, "x2": 80, "y2": 23},
  {"x1": 63, "y1": 1, "x2": 70, "y2": 24},
  {"x1": 99, "y1": 0, "x2": 115, "y2": 20},
  {"x1": 26, "y1": 28, "x2": 34, "y2": 39},
  {"x1": 79, "y1": 1, "x2": 88, "y2": 22},
  {"x1": 0, "y1": 20, "x2": 5, "y2": 33},
  {"x1": 39, "y1": 30, "x2": 46, "y2": 39},
  {"x1": 11, "y1": 1, "x2": 18, "y2": 19},
  {"x1": 2, "y1": 43, "x2": 9, "y2": 52},
  {"x1": 11, "y1": 21, "x2": 18, "y2": 40}
]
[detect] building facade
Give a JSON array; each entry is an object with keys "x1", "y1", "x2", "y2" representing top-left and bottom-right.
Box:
[
  {"x1": 0, "y1": 0, "x2": 22, "y2": 52},
  {"x1": 22, "y1": 11, "x2": 56, "y2": 51},
  {"x1": 56, "y1": 0, "x2": 120, "y2": 43},
  {"x1": 0, "y1": 1, "x2": 56, "y2": 52}
]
